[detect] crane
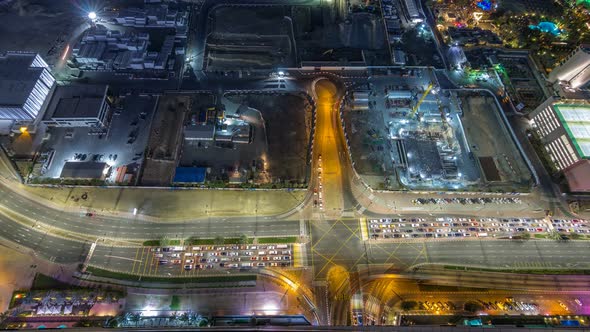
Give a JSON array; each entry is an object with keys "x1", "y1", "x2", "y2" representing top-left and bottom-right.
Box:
[{"x1": 408, "y1": 83, "x2": 434, "y2": 118}]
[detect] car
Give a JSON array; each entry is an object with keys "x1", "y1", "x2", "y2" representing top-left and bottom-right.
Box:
[
  {"x1": 273, "y1": 256, "x2": 282, "y2": 260},
  {"x1": 151, "y1": 247, "x2": 161, "y2": 252},
  {"x1": 184, "y1": 252, "x2": 193, "y2": 257},
  {"x1": 262, "y1": 256, "x2": 269, "y2": 261},
  {"x1": 575, "y1": 299, "x2": 583, "y2": 306},
  {"x1": 270, "y1": 262, "x2": 279, "y2": 267},
  {"x1": 184, "y1": 264, "x2": 193, "y2": 270},
  {"x1": 159, "y1": 260, "x2": 168, "y2": 265},
  {"x1": 269, "y1": 250, "x2": 278, "y2": 255},
  {"x1": 283, "y1": 256, "x2": 290, "y2": 260},
  {"x1": 257, "y1": 262, "x2": 266, "y2": 267},
  {"x1": 251, "y1": 256, "x2": 259, "y2": 261},
  {"x1": 209, "y1": 252, "x2": 219, "y2": 256},
  {"x1": 171, "y1": 259, "x2": 181, "y2": 264},
  {"x1": 185, "y1": 259, "x2": 194, "y2": 264}
]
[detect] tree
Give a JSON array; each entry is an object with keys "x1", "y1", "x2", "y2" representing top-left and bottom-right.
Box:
[
  {"x1": 239, "y1": 234, "x2": 249, "y2": 245},
  {"x1": 179, "y1": 312, "x2": 189, "y2": 325},
  {"x1": 130, "y1": 312, "x2": 142, "y2": 327},
  {"x1": 214, "y1": 236, "x2": 225, "y2": 245},
  {"x1": 569, "y1": 232, "x2": 581, "y2": 240},
  {"x1": 160, "y1": 236, "x2": 171, "y2": 247},
  {"x1": 464, "y1": 301, "x2": 483, "y2": 313},
  {"x1": 169, "y1": 312, "x2": 178, "y2": 326},
  {"x1": 401, "y1": 301, "x2": 417, "y2": 311},
  {"x1": 520, "y1": 232, "x2": 531, "y2": 240}
]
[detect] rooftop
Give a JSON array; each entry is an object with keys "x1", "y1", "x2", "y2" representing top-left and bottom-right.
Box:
[
  {"x1": 554, "y1": 104, "x2": 590, "y2": 158},
  {"x1": 44, "y1": 85, "x2": 108, "y2": 120},
  {"x1": 184, "y1": 124, "x2": 215, "y2": 141},
  {"x1": 60, "y1": 161, "x2": 107, "y2": 179},
  {"x1": 0, "y1": 52, "x2": 47, "y2": 106}
]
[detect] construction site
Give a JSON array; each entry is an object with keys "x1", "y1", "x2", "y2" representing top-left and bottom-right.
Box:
[
  {"x1": 344, "y1": 68, "x2": 483, "y2": 190},
  {"x1": 204, "y1": 6, "x2": 297, "y2": 71}
]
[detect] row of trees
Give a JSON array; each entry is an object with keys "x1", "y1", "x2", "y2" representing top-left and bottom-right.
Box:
[
  {"x1": 158, "y1": 234, "x2": 250, "y2": 246},
  {"x1": 110, "y1": 311, "x2": 208, "y2": 328}
]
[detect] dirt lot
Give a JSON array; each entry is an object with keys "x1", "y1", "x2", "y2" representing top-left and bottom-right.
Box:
[
  {"x1": 206, "y1": 6, "x2": 296, "y2": 69},
  {"x1": 225, "y1": 93, "x2": 313, "y2": 184},
  {"x1": 460, "y1": 95, "x2": 531, "y2": 188},
  {"x1": 141, "y1": 95, "x2": 189, "y2": 186},
  {"x1": 343, "y1": 109, "x2": 390, "y2": 177}
]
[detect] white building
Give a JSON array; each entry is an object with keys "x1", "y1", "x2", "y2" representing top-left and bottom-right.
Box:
[
  {"x1": 72, "y1": 27, "x2": 175, "y2": 71},
  {"x1": 114, "y1": 4, "x2": 188, "y2": 30},
  {"x1": 0, "y1": 52, "x2": 56, "y2": 126},
  {"x1": 42, "y1": 85, "x2": 111, "y2": 128},
  {"x1": 530, "y1": 98, "x2": 590, "y2": 192},
  {"x1": 548, "y1": 44, "x2": 590, "y2": 89}
]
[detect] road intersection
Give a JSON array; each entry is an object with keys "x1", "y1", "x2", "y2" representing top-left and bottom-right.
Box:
[{"x1": 0, "y1": 71, "x2": 587, "y2": 326}]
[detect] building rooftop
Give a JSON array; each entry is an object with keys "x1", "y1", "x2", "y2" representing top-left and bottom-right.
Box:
[
  {"x1": 60, "y1": 161, "x2": 107, "y2": 179},
  {"x1": 184, "y1": 124, "x2": 215, "y2": 141},
  {"x1": 44, "y1": 85, "x2": 108, "y2": 120},
  {"x1": 564, "y1": 160, "x2": 590, "y2": 192},
  {"x1": 173, "y1": 167, "x2": 206, "y2": 183},
  {"x1": 0, "y1": 52, "x2": 47, "y2": 106},
  {"x1": 553, "y1": 104, "x2": 590, "y2": 158}
]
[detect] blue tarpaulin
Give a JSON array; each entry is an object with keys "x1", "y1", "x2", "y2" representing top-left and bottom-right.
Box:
[{"x1": 173, "y1": 167, "x2": 206, "y2": 183}]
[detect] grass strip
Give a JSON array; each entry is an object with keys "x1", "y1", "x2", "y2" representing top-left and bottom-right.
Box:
[
  {"x1": 443, "y1": 265, "x2": 590, "y2": 275},
  {"x1": 257, "y1": 236, "x2": 298, "y2": 244},
  {"x1": 86, "y1": 266, "x2": 257, "y2": 283}
]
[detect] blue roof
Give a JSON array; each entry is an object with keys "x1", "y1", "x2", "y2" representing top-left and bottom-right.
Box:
[{"x1": 173, "y1": 167, "x2": 206, "y2": 183}]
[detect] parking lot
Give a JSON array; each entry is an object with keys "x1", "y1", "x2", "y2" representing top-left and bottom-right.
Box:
[
  {"x1": 367, "y1": 216, "x2": 589, "y2": 240},
  {"x1": 127, "y1": 244, "x2": 295, "y2": 277},
  {"x1": 36, "y1": 94, "x2": 157, "y2": 182}
]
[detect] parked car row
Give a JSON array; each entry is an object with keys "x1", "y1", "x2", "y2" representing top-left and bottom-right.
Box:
[
  {"x1": 150, "y1": 244, "x2": 293, "y2": 271},
  {"x1": 412, "y1": 197, "x2": 521, "y2": 205},
  {"x1": 313, "y1": 154, "x2": 324, "y2": 210},
  {"x1": 369, "y1": 216, "x2": 587, "y2": 240}
]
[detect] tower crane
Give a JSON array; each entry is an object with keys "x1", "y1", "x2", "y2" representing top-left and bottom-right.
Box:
[{"x1": 408, "y1": 83, "x2": 434, "y2": 118}]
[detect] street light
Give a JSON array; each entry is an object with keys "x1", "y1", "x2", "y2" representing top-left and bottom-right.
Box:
[{"x1": 88, "y1": 11, "x2": 97, "y2": 20}]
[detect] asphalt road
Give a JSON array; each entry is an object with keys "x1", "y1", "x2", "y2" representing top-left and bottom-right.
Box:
[
  {"x1": 0, "y1": 180, "x2": 300, "y2": 240},
  {"x1": 310, "y1": 219, "x2": 590, "y2": 276}
]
